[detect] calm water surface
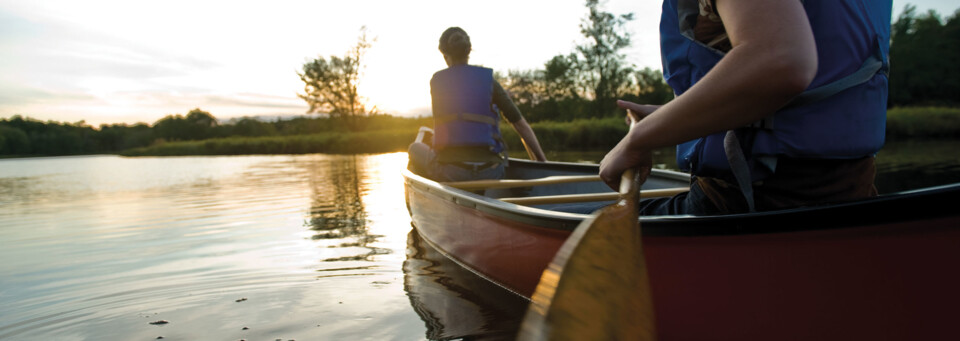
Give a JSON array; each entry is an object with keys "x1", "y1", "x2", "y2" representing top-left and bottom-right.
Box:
[
  {"x1": 1, "y1": 153, "x2": 425, "y2": 340},
  {"x1": 2, "y1": 139, "x2": 958, "y2": 340}
]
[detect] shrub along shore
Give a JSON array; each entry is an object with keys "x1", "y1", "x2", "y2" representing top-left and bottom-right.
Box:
[
  {"x1": 120, "y1": 106, "x2": 960, "y2": 157},
  {"x1": 2, "y1": 106, "x2": 958, "y2": 158}
]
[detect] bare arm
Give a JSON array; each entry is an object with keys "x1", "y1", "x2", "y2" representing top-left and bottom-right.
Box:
[
  {"x1": 511, "y1": 118, "x2": 548, "y2": 162},
  {"x1": 600, "y1": 0, "x2": 817, "y2": 189}
]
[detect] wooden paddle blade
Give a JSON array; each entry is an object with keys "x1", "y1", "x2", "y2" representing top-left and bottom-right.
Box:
[{"x1": 517, "y1": 197, "x2": 656, "y2": 340}]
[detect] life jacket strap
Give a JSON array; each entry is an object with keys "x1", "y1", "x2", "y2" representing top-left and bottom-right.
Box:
[
  {"x1": 435, "y1": 112, "x2": 498, "y2": 126},
  {"x1": 723, "y1": 129, "x2": 757, "y2": 212},
  {"x1": 745, "y1": 43, "x2": 886, "y2": 131},
  {"x1": 784, "y1": 44, "x2": 886, "y2": 110}
]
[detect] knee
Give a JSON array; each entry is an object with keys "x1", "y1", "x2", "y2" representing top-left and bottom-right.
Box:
[{"x1": 407, "y1": 142, "x2": 433, "y2": 174}]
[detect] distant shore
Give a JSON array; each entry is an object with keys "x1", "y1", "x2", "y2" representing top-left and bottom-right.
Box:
[
  {"x1": 2, "y1": 106, "x2": 958, "y2": 158},
  {"x1": 119, "y1": 106, "x2": 960, "y2": 157}
]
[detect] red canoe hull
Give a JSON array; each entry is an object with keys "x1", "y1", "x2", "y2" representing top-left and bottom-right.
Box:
[{"x1": 404, "y1": 161, "x2": 960, "y2": 340}]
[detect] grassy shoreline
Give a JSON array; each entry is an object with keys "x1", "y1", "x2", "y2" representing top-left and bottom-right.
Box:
[
  {"x1": 6, "y1": 106, "x2": 954, "y2": 158},
  {"x1": 885, "y1": 107, "x2": 960, "y2": 138}
]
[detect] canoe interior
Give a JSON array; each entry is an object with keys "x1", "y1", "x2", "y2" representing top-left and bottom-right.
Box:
[{"x1": 486, "y1": 158, "x2": 688, "y2": 211}]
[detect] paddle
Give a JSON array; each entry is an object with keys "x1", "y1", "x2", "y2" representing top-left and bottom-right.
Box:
[
  {"x1": 517, "y1": 108, "x2": 656, "y2": 340},
  {"x1": 516, "y1": 168, "x2": 656, "y2": 340}
]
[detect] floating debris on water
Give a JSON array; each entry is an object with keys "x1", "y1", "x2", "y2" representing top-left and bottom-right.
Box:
[
  {"x1": 242, "y1": 327, "x2": 249, "y2": 330},
  {"x1": 156, "y1": 337, "x2": 164, "y2": 340},
  {"x1": 149, "y1": 320, "x2": 169, "y2": 325},
  {"x1": 235, "y1": 297, "x2": 248, "y2": 302}
]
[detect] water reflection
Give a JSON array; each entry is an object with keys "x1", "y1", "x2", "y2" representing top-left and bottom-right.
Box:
[
  {"x1": 875, "y1": 139, "x2": 960, "y2": 193},
  {"x1": 403, "y1": 230, "x2": 529, "y2": 340},
  {"x1": 302, "y1": 155, "x2": 391, "y2": 262},
  {"x1": 0, "y1": 153, "x2": 424, "y2": 340}
]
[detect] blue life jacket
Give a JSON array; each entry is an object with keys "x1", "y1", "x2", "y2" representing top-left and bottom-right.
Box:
[
  {"x1": 430, "y1": 65, "x2": 504, "y2": 154},
  {"x1": 661, "y1": 0, "x2": 892, "y2": 181}
]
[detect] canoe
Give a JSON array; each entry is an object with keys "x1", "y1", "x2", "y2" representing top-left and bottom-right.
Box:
[{"x1": 403, "y1": 157, "x2": 960, "y2": 340}]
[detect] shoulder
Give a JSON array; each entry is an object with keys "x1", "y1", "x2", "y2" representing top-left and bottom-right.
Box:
[{"x1": 431, "y1": 68, "x2": 450, "y2": 85}]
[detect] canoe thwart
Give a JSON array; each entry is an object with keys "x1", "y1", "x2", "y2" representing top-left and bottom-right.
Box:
[
  {"x1": 500, "y1": 187, "x2": 688, "y2": 205},
  {"x1": 443, "y1": 175, "x2": 602, "y2": 190}
]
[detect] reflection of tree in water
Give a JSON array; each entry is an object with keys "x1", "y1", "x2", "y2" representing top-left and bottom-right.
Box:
[{"x1": 305, "y1": 155, "x2": 390, "y2": 261}]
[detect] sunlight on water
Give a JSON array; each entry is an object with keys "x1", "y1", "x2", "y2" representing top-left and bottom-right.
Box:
[{"x1": 0, "y1": 153, "x2": 426, "y2": 340}]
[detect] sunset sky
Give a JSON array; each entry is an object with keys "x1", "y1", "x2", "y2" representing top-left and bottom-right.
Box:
[{"x1": 0, "y1": 0, "x2": 955, "y2": 126}]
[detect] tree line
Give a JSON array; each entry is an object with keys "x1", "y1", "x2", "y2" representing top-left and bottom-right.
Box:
[
  {"x1": 0, "y1": 109, "x2": 428, "y2": 156},
  {"x1": 889, "y1": 5, "x2": 960, "y2": 106}
]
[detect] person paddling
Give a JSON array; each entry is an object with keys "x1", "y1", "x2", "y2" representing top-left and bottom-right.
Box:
[
  {"x1": 408, "y1": 27, "x2": 547, "y2": 182},
  {"x1": 600, "y1": 0, "x2": 892, "y2": 215}
]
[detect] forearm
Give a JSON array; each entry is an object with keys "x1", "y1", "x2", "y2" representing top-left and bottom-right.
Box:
[{"x1": 511, "y1": 119, "x2": 547, "y2": 161}]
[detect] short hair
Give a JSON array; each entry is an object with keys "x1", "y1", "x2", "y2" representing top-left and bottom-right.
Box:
[{"x1": 439, "y1": 27, "x2": 471, "y2": 60}]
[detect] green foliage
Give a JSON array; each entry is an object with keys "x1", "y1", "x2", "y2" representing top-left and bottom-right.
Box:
[
  {"x1": 298, "y1": 27, "x2": 377, "y2": 131},
  {"x1": 886, "y1": 107, "x2": 960, "y2": 138},
  {"x1": 498, "y1": 1, "x2": 671, "y2": 122},
  {"x1": 628, "y1": 67, "x2": 674, "y2": 105},
  {"x1": 0, "y1": 109, "x2": 433, "y2": 157},
  {"x1": 544, "y1": 54, "x2": 582, "y2": 101},
  {"x1": 0, "y1": 115, "x2": 107, "y2": 155},
  {"x1": 229, "y1": 117, "x2": 278, "y2": 137},
  {"x1": 0, "y1": 124, "x2": 30, "y2": 155},
  {"x1": 153, "y1": 108, "x2": 219, "y2": 141},
  {"x1": 889, "y1": 6, "x2": 960, "y2": 106}
]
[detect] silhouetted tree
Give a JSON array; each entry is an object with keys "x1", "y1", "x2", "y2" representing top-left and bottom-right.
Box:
[
  {"x1": 575, "y1": 0, "x2": 635, "y2": 117},
  {"x1": 543, "y1": 54, "x2": 582, "y2": 102},
  {"x1": 153, "y1": 108, "x2": 219, "y2": 141},
  {"x1": 298, "y1": 27, "x2": 378, "y2": 131},
  {"x1": 630, "y1": 67, "x2": 674, "y2": 105},
  {"x1": 0, "y1": 124, "x2": 30, "y2": 154},
  {"x1": 230, "y1": 117, "x2": 278, "y2": 137}
]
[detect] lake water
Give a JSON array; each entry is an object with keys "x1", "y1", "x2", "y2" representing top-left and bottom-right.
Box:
[{"x1": 1, "y1": 139, "x2": 958, "y2": 340}]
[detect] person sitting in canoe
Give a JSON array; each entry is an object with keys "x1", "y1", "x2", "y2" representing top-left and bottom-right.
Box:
[
  {"x1": 599, "y1": 0, "x2": 891, "y2": 215},
  {"x1": 408, "y1": 27, "x2": 547, "y2": 182}
]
